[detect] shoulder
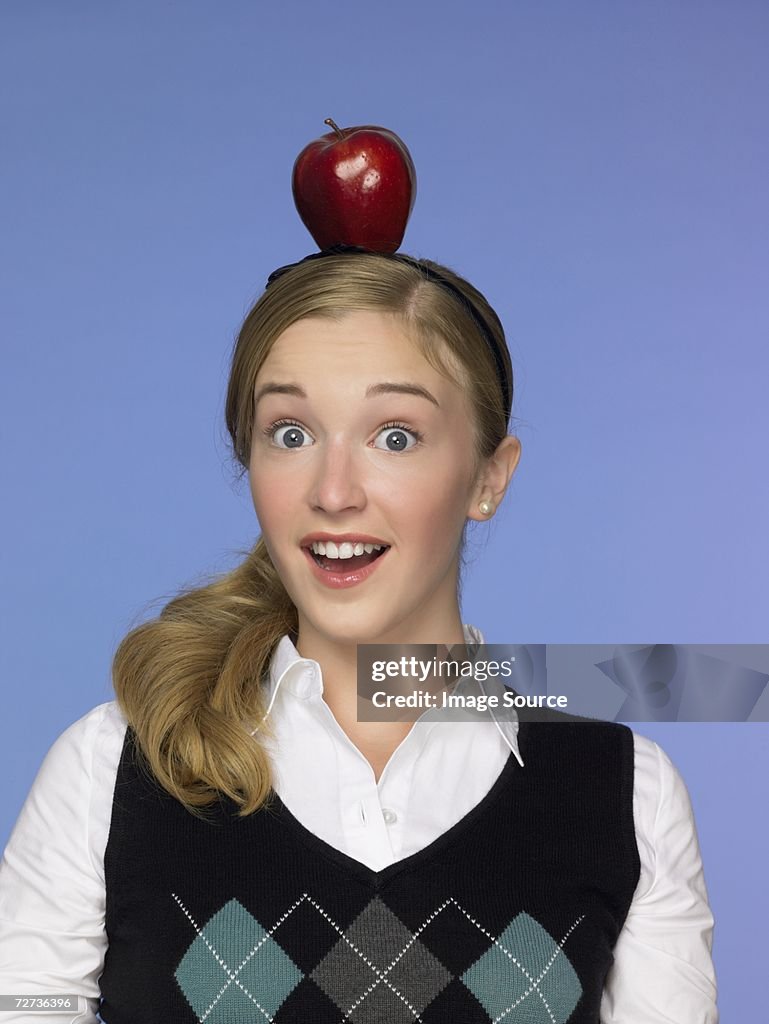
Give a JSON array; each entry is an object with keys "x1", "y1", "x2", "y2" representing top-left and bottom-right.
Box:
[
  {"x1": 627, "y1": 729, "x2": 693, "y2": 821},
  {"x1": 16, "y1": 702, "x2": 129, "y2": 874},
  {"x1": 518, "y1": 709, "x2": 678, "y2": 779},
  {"x1": 629, "y1": 729, "x2": 666, "y2": 789},
  {"x1": 0, "y1": 703, "x2": 129, "y2": 997},
  {"x1": 536, "y1": 720, "x2": 690, "y2": 813},
  {"x1": 516, "y1": 707, "x2": 637, "y2": 767},
  {"x1": 40, "y1": 700, "x2": 128, "y2": 779},
  {"x1": 626, "y1": 730, "x2": 701, "y2": 887}
]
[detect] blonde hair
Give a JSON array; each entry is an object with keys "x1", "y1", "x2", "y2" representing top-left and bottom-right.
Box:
[{"x1": 112, "y1": 252, "x2": 514, "y2": 817}]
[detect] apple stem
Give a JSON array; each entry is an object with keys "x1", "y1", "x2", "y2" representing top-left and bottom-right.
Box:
[{"x1": 324, "y1": 117, "x2": 345, "y2": 140}]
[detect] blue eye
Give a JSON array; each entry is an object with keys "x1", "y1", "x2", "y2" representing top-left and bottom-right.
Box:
[
  {"x1": 261, "y1": 419, "x2": 423, "y2": 452},
  {"x1": 373, "y1": 422, "x2": 422, "y2": 452},
  {"x1": 265, "y1": 420, "x2": 312, "y2": 449}
]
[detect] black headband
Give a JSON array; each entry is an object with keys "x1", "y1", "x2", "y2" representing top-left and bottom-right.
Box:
[{"x1": 264, "y1": 244, "x2": 512, "y2": 423}]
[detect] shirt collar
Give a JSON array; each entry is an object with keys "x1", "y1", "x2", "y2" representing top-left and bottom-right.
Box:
[{"x1": 260, "y1": 624, "x2": 524, "y2": 768}]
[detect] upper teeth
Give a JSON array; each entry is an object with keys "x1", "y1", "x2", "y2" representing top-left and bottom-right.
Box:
[{"x1": 309, "y1": 540, "x2": 387, "y2": 559}]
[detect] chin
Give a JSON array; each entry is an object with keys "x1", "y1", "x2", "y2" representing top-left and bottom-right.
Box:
[{"x1": 302, "y1": 607, "x2": 400, "y2": 646}]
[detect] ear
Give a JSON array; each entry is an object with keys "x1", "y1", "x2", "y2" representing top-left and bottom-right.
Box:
[{"x1": 466, "y1": 435, "x2": 522, "y2": 522}]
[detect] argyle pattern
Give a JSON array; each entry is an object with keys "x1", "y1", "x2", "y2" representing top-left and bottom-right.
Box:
[
  {"x1": 173, "y1": 891, "x2": 584, "y2": 1024},
  {"x1": 100, "y1": 718, "x2": 640, "y2": 1023}
]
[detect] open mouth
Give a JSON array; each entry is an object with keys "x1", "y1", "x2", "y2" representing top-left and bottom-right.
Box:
[{"x1": 305, "y1": 544, "x2": 390, "y2": 573}]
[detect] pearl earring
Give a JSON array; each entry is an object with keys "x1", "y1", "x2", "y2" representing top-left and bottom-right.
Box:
[{"x1": 479, "y1": 500, "x2": 493, "y2": 516}]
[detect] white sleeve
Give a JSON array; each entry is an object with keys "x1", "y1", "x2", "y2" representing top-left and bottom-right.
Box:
[
  {"x1": 0, "y1": 702, "x2": 126, "y2": 1024},
  {"x1": 601, "y1": 733, "x2": 718, "y2": 1023}
]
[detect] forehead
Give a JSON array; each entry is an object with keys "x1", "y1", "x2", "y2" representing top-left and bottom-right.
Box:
[{"x1": 257, "y1": 309, "x2": 455, "y2": 380}]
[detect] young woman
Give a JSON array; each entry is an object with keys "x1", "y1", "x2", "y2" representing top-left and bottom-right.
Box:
[{"x1": 0, "y1": 248, "x2": 717, "y2": 1022}]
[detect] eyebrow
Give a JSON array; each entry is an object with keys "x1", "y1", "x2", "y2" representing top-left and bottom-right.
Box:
[{"x1": 254, "y1": 381, "x2": 440, "y2": 408}]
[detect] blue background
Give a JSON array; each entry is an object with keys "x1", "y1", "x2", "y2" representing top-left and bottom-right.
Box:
[{"x1": 2, "y1": 1, "x2": 767, "y2": 1017}]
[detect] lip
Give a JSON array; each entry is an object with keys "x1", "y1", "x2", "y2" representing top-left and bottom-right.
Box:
[
  {"x1": 302, "y1": 543, "x2": 389, "y2": 590},
  {"x1": 299, "y1": 531, "x2": 390, "y2": 547}
]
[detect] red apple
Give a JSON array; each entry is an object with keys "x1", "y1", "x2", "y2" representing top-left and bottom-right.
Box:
[{"x1": 291, "y1": 118, "x2": 417, "y2": 253}]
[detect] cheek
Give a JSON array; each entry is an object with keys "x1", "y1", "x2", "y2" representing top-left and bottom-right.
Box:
[
  {"x1": 400, "y1": 473, "x2": 471, "y2": 552},
  {"x1": 249, "y1": 465, "x2": 299, "y2": 531}
]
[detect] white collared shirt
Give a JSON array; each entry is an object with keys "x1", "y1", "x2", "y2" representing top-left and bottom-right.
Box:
[{"x1": 0, "y1": 625, "x2": 718, "y2": 1022}]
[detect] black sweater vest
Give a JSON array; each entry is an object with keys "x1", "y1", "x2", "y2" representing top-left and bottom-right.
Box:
[{"x1": 100, "y1": 715, "x2": 640, "y2": 1023}]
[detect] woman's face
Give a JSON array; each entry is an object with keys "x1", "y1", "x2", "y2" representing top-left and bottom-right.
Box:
[{"x1": 248, "y1": 308, "x2": 495, "y2": 647}]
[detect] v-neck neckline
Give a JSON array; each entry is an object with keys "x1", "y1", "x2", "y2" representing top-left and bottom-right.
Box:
[{"x1": 264, "y1": 749, "x2": 518, "y2": 890}]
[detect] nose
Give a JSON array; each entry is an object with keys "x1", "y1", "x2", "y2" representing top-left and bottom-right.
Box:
[{"x1": 308, "y1": 436, "x2": 367, "y2": 514}]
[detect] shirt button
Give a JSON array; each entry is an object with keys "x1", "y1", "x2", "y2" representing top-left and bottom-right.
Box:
[{"x1": 382, "y1": 807, "x2": 398, "y2": 825}]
